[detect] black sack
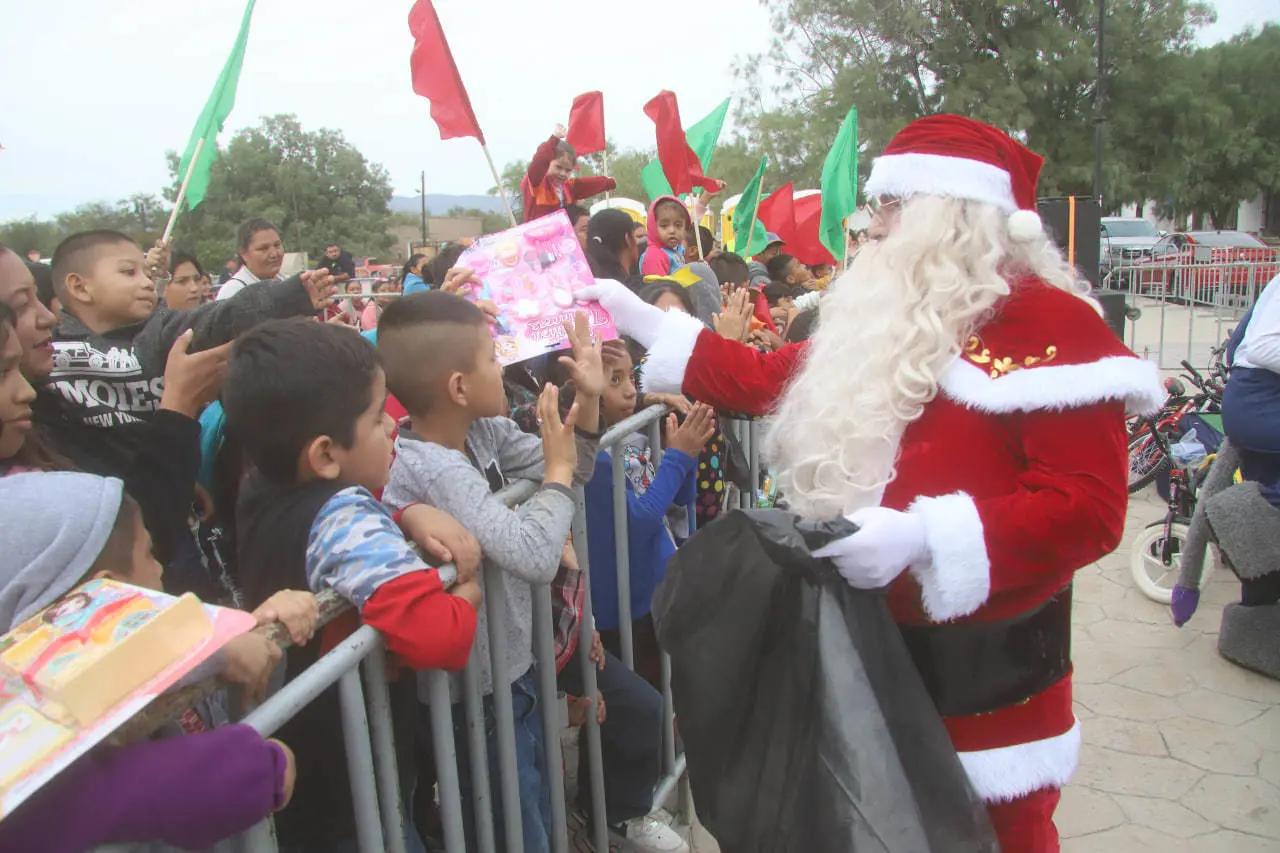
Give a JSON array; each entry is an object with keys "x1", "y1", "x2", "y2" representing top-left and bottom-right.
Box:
[{"x1": 652, "y1": 509, "x2": 997, "y2": 853}]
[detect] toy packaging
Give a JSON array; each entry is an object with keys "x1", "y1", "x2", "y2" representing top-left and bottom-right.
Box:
[
  {"x1": 0, "y1": 579, "x2": 255, "y2": 817},
  {"x1": 456, "y1": 210, "x2": 617, "y2": 366}
]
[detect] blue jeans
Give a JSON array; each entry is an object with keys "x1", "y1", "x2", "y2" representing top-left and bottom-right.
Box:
[{"x1": 447, "y1": 667, "x2": 552, "y2": 853}]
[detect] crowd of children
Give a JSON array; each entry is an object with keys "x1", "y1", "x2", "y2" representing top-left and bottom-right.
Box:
[{"x1": 0, "y1": 119, "x2": 832, "y2": 853}]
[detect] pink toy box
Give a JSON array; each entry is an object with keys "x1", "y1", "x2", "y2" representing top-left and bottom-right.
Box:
[{"x1": 456, "y1": 210, "x2": 617, "y2": 366}]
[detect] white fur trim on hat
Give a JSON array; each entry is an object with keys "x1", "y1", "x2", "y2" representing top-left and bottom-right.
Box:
[
  {"x1": 907, "y1": 492, "x2": 991, "y2": 622},
  {"x1": 639, "y1": 309, "x2": 706, "y2": 395},
  {"x1": 865, "y1": 152, "x2": 1018, "y2": 213},
  {"x1": 959, "y1": 718, "x2": 1082, "y2": 802},
  {"x1": 939, "y1": 356, "x2": 1165, "y2": 416}
]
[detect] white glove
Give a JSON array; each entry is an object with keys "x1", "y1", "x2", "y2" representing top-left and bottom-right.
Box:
[
  {"x1": 812, "y1": 506, "x2": 928, "y2": 590},
  {"x1": 578, "y1": 279, "x2": 667, "y2": 348}
]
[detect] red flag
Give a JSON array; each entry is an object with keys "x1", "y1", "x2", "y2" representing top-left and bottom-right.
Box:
[
  {"x1": 644, "y1": 91, "x2": 720, "y2": 195},
  {"x1": 408, "y1": 0, "x2": 485, "y2": 144},
  {"x1": 565, "y1": 92, "x2": 606, "y2": 156},
  {"x1": 757, "y1": 182, "x2": 797, "y2": 244},
  {"x1": 791, "y1": 193, "x2": 836, "y2": 266}
]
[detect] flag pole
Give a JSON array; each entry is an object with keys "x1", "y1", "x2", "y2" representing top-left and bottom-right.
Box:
[
  {"x1": 603, "y1": 147, "x2": 612, "y2": 201},
  {"x1": 692, "y1": 191, "x2": 705, "y2": 260},
  {"x1": 743, "y1": 160, "x2": 767, "y2": 259},
  {"x1": 161, "y1": 137, "x2": 206, "y2": 245},
  {"x1": 481, "y1": 143, "x2": 518, "y2": 227}
]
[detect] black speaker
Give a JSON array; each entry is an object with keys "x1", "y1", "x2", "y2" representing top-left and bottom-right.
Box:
[{"x1": 1037, "y1": 196, "x2": 1101, "y2": 288}]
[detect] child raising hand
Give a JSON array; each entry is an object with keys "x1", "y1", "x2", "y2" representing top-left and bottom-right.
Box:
[{"x1": 522, "y1": 124, "x2": 617, "y2": 223}]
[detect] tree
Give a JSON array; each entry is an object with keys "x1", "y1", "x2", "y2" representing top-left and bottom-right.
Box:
[
  {"x1": 444, "y1": 206, "x2": 511, "y2": 235},
  {"x1": 739, "y1": 0, "x2": 1214, "y2": 205},
  {"x1": 165, "y1": 114, "x2": 394, "y2": 269},
  {"x1": 0, "y1": 195, "x2": 171, "y2": 258}
]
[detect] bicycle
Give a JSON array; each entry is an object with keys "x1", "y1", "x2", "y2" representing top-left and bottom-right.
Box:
[
  {"x1": 1127, "y1": 358, "x2": 1224, "y2": 493},
  {"x1": 1128, "y1": 426, "x2": 1220, "y2": 603}
]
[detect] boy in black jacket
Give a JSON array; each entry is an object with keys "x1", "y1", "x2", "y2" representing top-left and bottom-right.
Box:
[{"x1": 35, "y1": 230, "x2": 335, "y2": 590}]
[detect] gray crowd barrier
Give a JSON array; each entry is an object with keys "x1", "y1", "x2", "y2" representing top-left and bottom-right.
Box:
[{"x1": 119, "y1": 403, "x2": 772, "y2": 853}]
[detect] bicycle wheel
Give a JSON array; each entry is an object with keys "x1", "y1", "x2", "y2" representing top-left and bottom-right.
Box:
[
  {"x1": 1128, "y1": 521, "x2": 1217, "y2": 604},
  {"x1": 1128, "y1": 431, "x2": 1170, "y2": 493}
]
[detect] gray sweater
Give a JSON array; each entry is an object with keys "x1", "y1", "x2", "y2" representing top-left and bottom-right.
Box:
[{"x1": 383, "y1": 417, "x2": 597, "y2": 701}]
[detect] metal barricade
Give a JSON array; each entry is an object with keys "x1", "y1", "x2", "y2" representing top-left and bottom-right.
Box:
[
  {"x1": 1103, "y1": 259, "x2": 1274, "y2": 368},
  {"x1": 121, "y1": 403, "x2": 727, "y2": 853}
]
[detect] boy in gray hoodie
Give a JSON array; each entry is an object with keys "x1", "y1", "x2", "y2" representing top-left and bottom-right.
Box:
[{"x1": 378, "y1": 291, "x2": 604, "y2": 853}]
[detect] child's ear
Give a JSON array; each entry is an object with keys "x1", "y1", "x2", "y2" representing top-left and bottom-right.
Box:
[
  {"x1": 303, "y1": 435, "x2": 342, "y2": 481},
  {"x1": 447, "y1": 371, "x2": 468, "y2": 407},
  {"x1": 62, "y1": 272, "x2": 93, "y2": 306}
]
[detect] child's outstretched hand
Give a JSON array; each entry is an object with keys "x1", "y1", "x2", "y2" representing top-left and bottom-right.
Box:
[
  {"x1": 558, "y1": 311, "x2": 604, "y2": 397},
  {"x1": 251, "y1": 590, "x2": 319, "y2": 647},
  {"x1": 668, "y1": 403, "x2": 716, "y2": 457},
  {"x1": 221, "y1": 632, "x2": 283, "y2": 711},
  {"x1": 300, "y1": 269, "x2": 337, "y2": 309},
  {"x1": 539, "y1": 383, "x2": 579, "y2": 486},
  {"x1": 553, "y1": 123, "x2": 567, "y2": 139},
  {"x1": 159, "y1": 331, "x2": 230, "y2": 418},
  {"x1": 441, "y1": 266, "x2": 482, "y2": 295},
  {"x1": 714, "y1": 289, "x2": 753, "y2": 343}
]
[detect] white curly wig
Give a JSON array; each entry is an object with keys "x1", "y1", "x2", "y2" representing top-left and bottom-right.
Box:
[{"x1": 765, "y1": 195, "x2": 1095, "y2": 519}]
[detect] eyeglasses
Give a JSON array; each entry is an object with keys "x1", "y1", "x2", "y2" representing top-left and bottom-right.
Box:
[{"x1": 865, "y1": 195, "x2": 903, "y2": 215}]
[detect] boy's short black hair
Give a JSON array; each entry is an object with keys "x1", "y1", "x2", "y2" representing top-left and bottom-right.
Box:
[
  {"x1": 786, "y1": 308, "x2": 818, "y2": 343},
  {"x1": 222, "y1": 319, "x2": 382, "y2": 482},
  {"x1": 377, "y1": 291, "x2": 489, "y2": 416},
  {"x1": 427, "y1": 243, "x2": 467, "y2": 287},
  {"x1": 687, "y1": 225, "x2": 715, "y2": 252},
  {"x1": 25, "y1": 261, "x2": 55, "y2": 309},
  {"x1": 638, "y1": 281, "x2": 695, "y2": 316},
  {"x1": 236, "y1": 218, "x2": 279, "y2": 252},
  {"x1": 762, "y1": 281, "x2": 796, "y2": 307},
  {"x1": 50, "y1": 230, "x2": 140, "y2": 302},
  {"x1": 565, "y1": 204, "x2": 590, "y2": 225},
  {"x1": 708, "y1": 252, "x2": 749, "y2": 287},
  {"x1": 766, "y1": 253, "x2": 797, "y2": 283}
]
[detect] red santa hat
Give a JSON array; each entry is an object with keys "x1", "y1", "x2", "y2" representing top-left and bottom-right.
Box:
[{"x1": 864, "y1": 115, "x2": 1045, "y2": 241}]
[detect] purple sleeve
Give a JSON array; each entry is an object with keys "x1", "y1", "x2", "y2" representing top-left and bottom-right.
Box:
[{"x1": 0, "y1": 724, "x2": 286, "y2": 853}]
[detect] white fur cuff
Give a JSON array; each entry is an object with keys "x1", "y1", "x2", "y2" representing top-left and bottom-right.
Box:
[
  {"x1": 639, "y1": 310, "x2": 706, "y2": 395},
  {"x1": 907, "y1": 492, "x2": 991, "y2": 622},
  {"x1": 959, "y1": 719, "x2": 1082, "y2": 803}
]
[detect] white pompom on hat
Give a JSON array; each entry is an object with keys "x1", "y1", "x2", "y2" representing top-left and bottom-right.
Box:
[{"x1": 864, "y1": 115, "x2": 1046, "y2": 242}]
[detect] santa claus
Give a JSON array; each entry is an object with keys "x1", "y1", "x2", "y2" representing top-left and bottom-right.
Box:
[{"x1": 584, "y1": 115, "x2": 1164, "y2": 852}]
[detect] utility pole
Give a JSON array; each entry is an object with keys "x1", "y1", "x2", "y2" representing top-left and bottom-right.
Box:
[
  {"x1": 1094, "y1": 0, "x2": 1106, "y2": 210},
  {"x1": 418, "y1": 171, "x2": 428, "y2": 246}
]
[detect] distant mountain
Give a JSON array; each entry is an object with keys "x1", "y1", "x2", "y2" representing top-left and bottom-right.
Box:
[{"x1": 389, "y1": 194, "x2": 505, "y2": 215}]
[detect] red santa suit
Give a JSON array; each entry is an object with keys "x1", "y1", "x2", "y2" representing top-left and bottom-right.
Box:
[{"x1": 639, "y1": 276, "x2": 1162, "y2": 849}]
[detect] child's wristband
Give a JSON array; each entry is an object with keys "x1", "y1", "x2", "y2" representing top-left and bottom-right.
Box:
[{"x1": 392, "y1": 504, "x2": 420, "y2": 528}]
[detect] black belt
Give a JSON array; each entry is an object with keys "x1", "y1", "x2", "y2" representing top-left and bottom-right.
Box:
[{"x1": 899, "y1": 585, "x2": 1072, "y2": 718}]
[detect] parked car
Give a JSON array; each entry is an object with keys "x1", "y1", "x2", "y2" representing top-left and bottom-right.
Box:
[
  {"x1": 1128, "y1": 231, "x2": 1280, "y2": 303},
  {"x1": 1100, "y1": 217, "x2": 1161, "y2": 274}
]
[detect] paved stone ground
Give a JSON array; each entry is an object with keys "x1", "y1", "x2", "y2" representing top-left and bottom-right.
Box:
[
  {"x1": 1059, "y1": 489, "x2": 1280, "y2": 852},
  {"x1": 688, "y1": 489, "x2": 1280, "y2": 852}
]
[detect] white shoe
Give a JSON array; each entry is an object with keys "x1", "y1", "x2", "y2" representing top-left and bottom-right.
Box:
[{"x1": 617, "y1": 815, "x2": 689, "y2": 853}]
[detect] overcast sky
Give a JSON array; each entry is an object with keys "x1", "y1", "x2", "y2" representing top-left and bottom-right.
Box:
[{"x1": 0, "y1": 0, "x2": 1275, "y2": 220}]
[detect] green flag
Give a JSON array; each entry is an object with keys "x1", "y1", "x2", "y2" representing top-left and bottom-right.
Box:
[
  {"x1": 176, "y1": 0, "x2": 257, "y2": 211},
  {"x1": 819, "y1": 108, "x2": 859, "y2": 262},
  {"x1": 641, "y1": 97, "x2": 731, "y2": 201},
  {"x1": 732, "y1": 154, "x2": 769, "y2": 258}
]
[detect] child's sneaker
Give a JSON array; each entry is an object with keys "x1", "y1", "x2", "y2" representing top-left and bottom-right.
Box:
[{"x1": 612, "y1": 815, "x2": 689, "y2": 853}]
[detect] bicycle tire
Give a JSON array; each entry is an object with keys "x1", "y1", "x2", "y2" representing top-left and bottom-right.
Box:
[{"x1": 1128, "y1": 432, "x2": 1170, "y2": 493}]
